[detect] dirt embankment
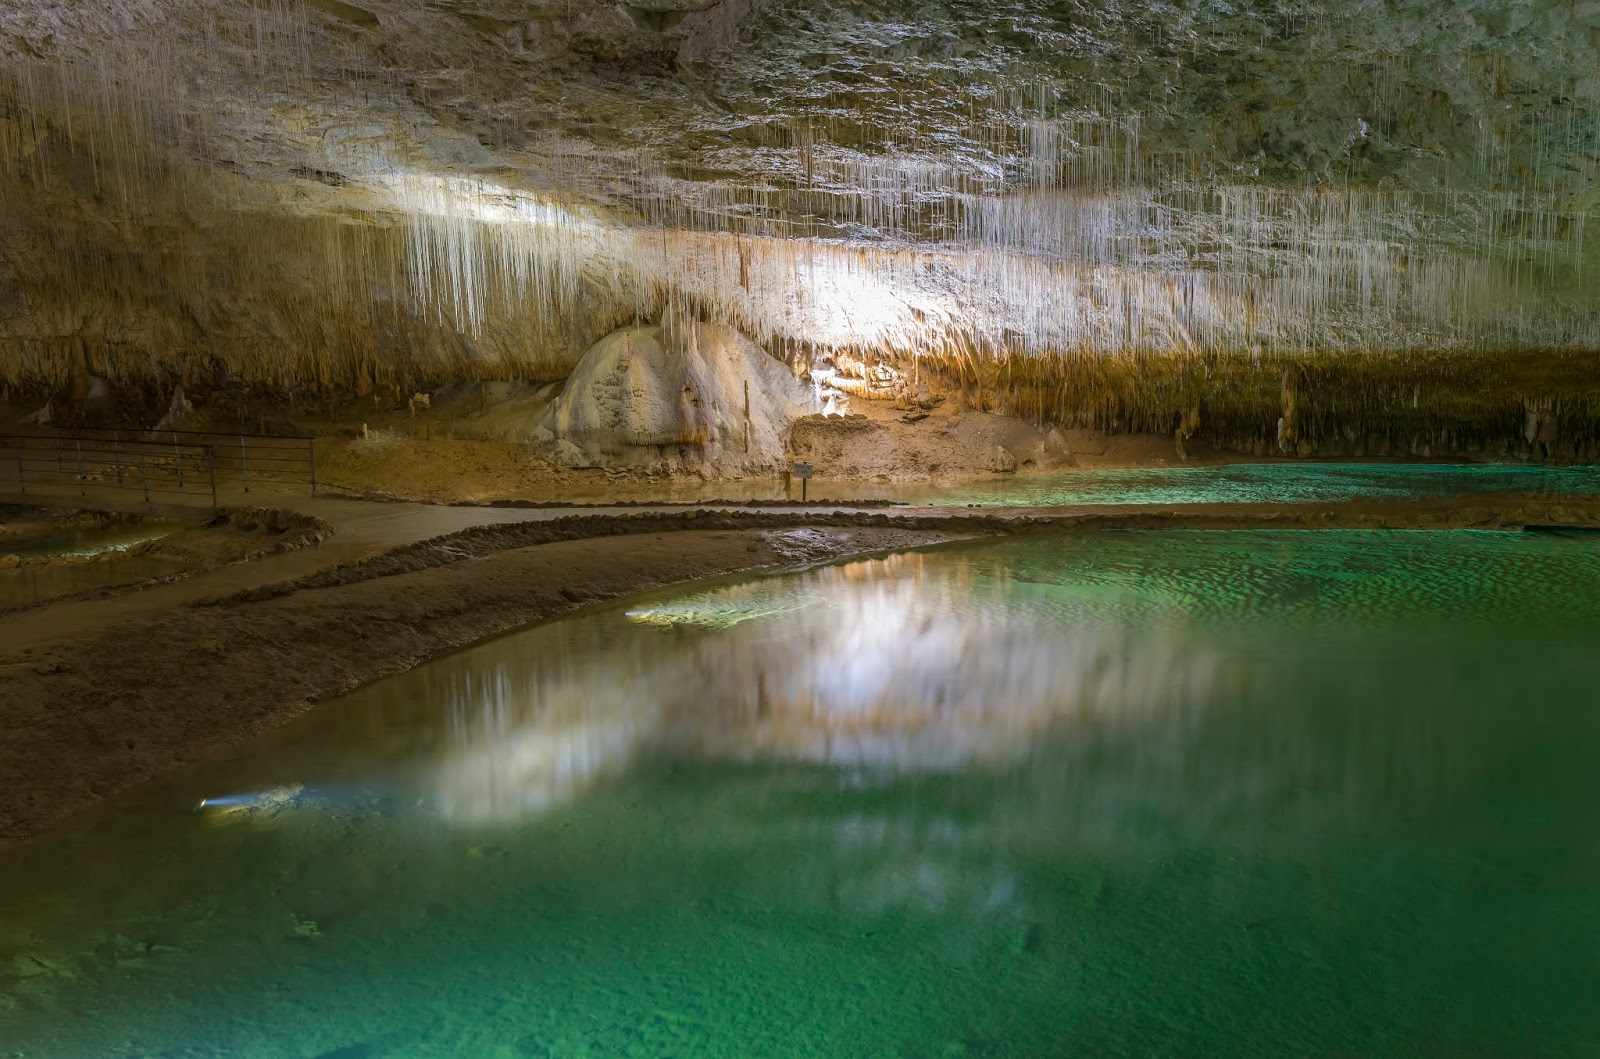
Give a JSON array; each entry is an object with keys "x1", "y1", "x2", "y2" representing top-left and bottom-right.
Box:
[{"x1": 142, "y1": 506, "x2": 331, "y2": 565}]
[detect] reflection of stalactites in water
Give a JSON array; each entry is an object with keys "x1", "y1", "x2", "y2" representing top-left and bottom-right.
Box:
[
  {"x1": 425, "y1": 654, "x2": 668, "y2": 825},
  {"x1": 423, "y1": 553, "x2": 1239, "y2": 824},
  {"x1": 688, "y1": 615, "x2": 1226, "y2": 770},
  {"x1": 323, "y1": 530, "x2": 1600, "y2": 910},
  {"x1": 668, "y1": 558, "x2": 1231, "y2": 770},
  {"x1": 431, "y1": 709, "x2": 653, "y2": 825},
  {"x1": 625, "y1": 589, "x2": 826, "y2": 629}
]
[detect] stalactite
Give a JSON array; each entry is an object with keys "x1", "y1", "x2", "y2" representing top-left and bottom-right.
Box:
[{"x1": 0, "y1": 0, "x2": 1596, "y2": 411}]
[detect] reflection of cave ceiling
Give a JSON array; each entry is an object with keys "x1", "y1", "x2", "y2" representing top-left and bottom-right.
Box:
[{"x1": 2, "y1": 1, "x2": 1600, "y2": 379}]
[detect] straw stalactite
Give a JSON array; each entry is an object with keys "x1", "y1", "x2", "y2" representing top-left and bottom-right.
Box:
[{"x1": 0, "y1": 0, "x2": 1596, "y2": 454}]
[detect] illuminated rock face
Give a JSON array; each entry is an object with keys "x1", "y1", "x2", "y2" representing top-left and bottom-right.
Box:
[
  {"x1": 538, "y1": 311, "x2": 818, "y2": 473},
  {"x1": 0, "y1": 1, "x2": 1596, "y2": 416}
]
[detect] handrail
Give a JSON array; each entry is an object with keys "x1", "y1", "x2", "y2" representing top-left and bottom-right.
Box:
[
  {"x1": 1, "y1": 429, "x2": 319, "y2": 506},
  {"x1": 51, "y1": 425, "x2": 315, "y2": 442}
]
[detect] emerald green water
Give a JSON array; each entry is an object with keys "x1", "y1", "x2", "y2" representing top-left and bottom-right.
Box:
[
  {"x1": 4, "y1": 531, "x2": 1600, "y2": 1056},
  {"x1": 910, "y1": 461, "x2": 1600, "y2": 507}
]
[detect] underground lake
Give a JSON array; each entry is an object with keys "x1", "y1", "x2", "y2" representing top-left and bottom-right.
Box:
[{"x1": 2, "y1": 529, "x2": 1598, "y2": 1056}]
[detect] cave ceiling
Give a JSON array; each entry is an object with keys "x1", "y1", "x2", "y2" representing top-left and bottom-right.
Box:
[{"x1": 2, "y1": 0, "x2": 1600, "y2": 372}]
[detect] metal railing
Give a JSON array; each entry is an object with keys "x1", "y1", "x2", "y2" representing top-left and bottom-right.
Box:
[{"x1": 1, "y1": 428, "x2": 318, "y2": 509}]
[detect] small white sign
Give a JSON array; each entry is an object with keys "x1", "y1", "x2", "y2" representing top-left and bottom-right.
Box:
[{"x1": 792, "y1": 462, "x2": 814, "y2": 480}]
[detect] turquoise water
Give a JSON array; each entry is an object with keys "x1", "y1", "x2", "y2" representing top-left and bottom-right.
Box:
[
  {"x1": 445, "y1": 461, "x2": 1600, "y2": 507},
  {"x1": 909, "y1": 461, "x2": 1600, "y2": 507},
  {"x1": 4, "y1": 530, "x2": 1600, "y2": 1056}
]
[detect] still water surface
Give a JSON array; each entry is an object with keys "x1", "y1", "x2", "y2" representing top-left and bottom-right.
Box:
[
  {"x1": 905, "y1": 461, "x2": 1600, "y2": 507},
  {"x1": 0, "y1": 521, "x2": 179, "y2": 561},
  {"x1": 3, "y1": 530, "x2": 1599, "y2": 1056},
  {"x1": 456, "y1": 461, "x2": 1600, "y2": 507},
  {"x1": 0, "y1": 520, "x2": 185, "y2": 607},
  {"x1": 0, "y1": 557, "x2": 191, "y2": 609}
]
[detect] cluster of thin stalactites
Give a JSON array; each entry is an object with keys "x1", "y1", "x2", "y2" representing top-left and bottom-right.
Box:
[{"x1": 0, "y1": 1, "x2": 1597, "y2": 397}]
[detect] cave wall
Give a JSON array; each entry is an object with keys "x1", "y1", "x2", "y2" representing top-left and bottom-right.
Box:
[
  {"x1": 920, "y1": 347, "x2": 1600, "y2": 462},
  {"x1": 0, "y1": 113, "x2": 640, "y2": 404},
  {"x1": 1, "y1": 0, "x2": 1599, "y2": 437}
]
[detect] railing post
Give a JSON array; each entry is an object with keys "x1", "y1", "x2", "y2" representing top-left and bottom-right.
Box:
[
  {"x1": 139, "y1": 445, "x2": 150, "y2": 504},
  {"x1": 207, "y1": 446, "x2": 219, "y2": 511},
  {"x1": 239, "y1": 434, "x2": 250, "y2": 492},
  {"x1": 75, "y1": 438, "x2": 85, "y2": 497},
  {"x1": 112, "y1": 438, "x2": 123, "y2": 484},
  {"x1": 307, "y1": 436, "x2": 317, "y2": 496},
  {"x1": 16, "y1": 450, "x2": 24, "y2": 494},
  {"x1": 173, "y1": 431, "x2": 183, "y2": 487}
]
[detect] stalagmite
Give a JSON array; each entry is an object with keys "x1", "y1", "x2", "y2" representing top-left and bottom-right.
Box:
[
  {"x1": 536, "y1": 311, "x2": 818, "y2": 474},
  {"x1": 1278, "y1": 368, "x2": 1300, "y2": 454}
]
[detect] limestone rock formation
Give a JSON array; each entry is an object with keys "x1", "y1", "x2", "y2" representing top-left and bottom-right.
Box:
[
  {"x1": 0, "y1": 0, "x2": 1598, "y2": 457},
  {"x1": 537, "y1": 312, "x2": 816, "y2": 475}
]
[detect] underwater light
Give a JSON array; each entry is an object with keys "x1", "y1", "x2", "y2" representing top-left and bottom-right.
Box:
[
  {"x1": 194, "y1": 793, "x2": 260, "y2": 812},
  {"x1": 193, "y1": 784, "x2": 308, "y2": 814}
]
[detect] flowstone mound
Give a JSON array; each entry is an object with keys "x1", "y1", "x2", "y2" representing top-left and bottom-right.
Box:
[{"x1": 537, "y1": 313, "x2": 817, "y2": 475}]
